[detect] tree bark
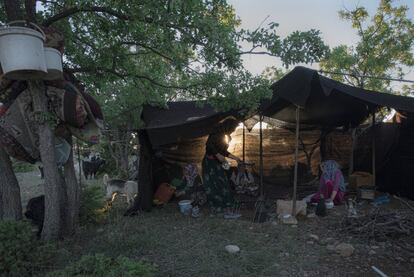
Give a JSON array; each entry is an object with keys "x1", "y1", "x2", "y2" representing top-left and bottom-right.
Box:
[
  {"x1": 4, "y1": 0, "x2": 23, "y2": 21},
  {"x1": 0, "y1": 148, "x2": 22, "y2": 220},
  {"x1": 138, "y1": 131, "x2": 153, "y2": 211},
  {"x1": 62, "y1": 136, "x2": 80, "y2": 235},
  {"x1": 29, "y1": 81, "x2": 61, "y2": 241}
]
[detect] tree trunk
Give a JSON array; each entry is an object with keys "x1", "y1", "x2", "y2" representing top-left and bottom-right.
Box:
[
  {"x1": 137, "y1": 131, "x2": 153, "y2": 211},
  {"x1": 62, "y1": 136, "x2": 80, "y2": 235},
  {"x1": 29, "y1": 81, "x2": 61, "y2": 241},
  {"x1": 0, "y1": 148, "x2": 22, "y2": 220},
  {"x1": 4, "y1": 0, "x2": 23, "y2": 21}
]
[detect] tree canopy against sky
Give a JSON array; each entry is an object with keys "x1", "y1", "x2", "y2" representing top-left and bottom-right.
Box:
[
  {"x1": 319, "y1": 0, "x2": 414, "y2": 92},
  {"x1": 1, "y1": 0, "x2": 329, "y2": 129}
]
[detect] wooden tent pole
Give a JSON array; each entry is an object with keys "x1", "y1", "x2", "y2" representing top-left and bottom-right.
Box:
[
  {"x1": 348, "y1": 128, "x2": 357, "y2": 177},
  {"x1": 372, "y1": 113, "x2": 376, "y2": 186},
  {"x1": 292, "y1": 107, "x2": 300, "y2": 216},
  {"x1": 77, "y1": 139, "x2": 82, "y2": 187},
  {"x1": 259, "y1": 115, "x2": 264, "y2": 196},
  {"x1": 242, "y1": 123, "x2": 246, "y2": 162}
]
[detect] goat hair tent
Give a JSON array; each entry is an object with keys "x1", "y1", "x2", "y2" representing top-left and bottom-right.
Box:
[
  {"x1": 132, "y1": 67, "x2": 414, "y2": 211},
  {"x1": 261, "y1": 66, "x2": 414, "y2": 127}
]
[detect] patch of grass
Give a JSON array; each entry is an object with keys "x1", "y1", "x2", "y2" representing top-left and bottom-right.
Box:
[{"x1": 12, "y1": 160, "x2": 35, "y2": 173}]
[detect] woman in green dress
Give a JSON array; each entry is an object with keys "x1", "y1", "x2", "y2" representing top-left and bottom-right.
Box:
[{"x1": 202, "y1": 118, "x2": 241, "y2": 219}]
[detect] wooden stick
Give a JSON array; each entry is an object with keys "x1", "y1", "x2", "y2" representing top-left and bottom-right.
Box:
[
  {"x1": 372, "y1": 113, "x2": 376, "y2": 186},
  {"x1": 394, "y1": 196, "x2": 414, "y2": 213},
  {"x1": 292, "y1": 107, "x2": 300, "y2": 216},
  {"x1": 259, "y1": 116, "x2": 264, "y2": 197},
  {"x1": 242, "y1": 124, "x2": 245, "y2": 162}
]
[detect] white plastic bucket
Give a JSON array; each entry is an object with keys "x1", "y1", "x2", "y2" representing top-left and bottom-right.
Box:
[
  {"x1": 44, "y1": 47, "x2": 63, "y2": 80},
  {"x1": 0, "y1": 22, "x2": 47, "y2": 80},
  {"x1": 178, "y1": 200, "x2": 192, "y2": 215}
]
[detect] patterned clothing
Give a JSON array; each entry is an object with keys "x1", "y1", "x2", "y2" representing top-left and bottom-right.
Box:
[
  {"x1": 320, "y1": 160, "x2": 346, "y2": 192},
  {"x1": 202, "y1": 156, "x2": 234, "y2": 213},
  {"x1": 312, "y1": 160, "x2": 346, "y2": 205}
]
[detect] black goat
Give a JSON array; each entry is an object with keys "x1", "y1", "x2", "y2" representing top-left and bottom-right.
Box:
[
  {"x1": 24, "y1": 195, "x2": 44, "y2": 238},
  {"x1": 82, "y1": 158, "x2": 105, "y2": 179}
]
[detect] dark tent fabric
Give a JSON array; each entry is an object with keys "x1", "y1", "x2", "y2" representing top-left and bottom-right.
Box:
[
  {"x1": 261, "y1": 66, "x2": 414, "y2": 128},
  {"x1": 142, "y1": 101, "x2": 240, "y2": 146}
]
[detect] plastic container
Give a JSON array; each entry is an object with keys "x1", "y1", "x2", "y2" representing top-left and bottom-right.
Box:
[
  {"x1": 0, "y1": 21, "x2": 47, "y2": 80},
  {"x1": 153, "y1": 183, "x2": 176, "y2": 204},
  {"x1": 44, "y1": 47, "x2": 63, "y2": 80},
  {"x1": 178, "y1": 200, "x2": 192, "y2": 215}
]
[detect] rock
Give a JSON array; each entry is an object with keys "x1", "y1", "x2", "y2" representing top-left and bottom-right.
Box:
[
  {"x1": 225, "y1": 245, "x2": 240, "y2": 254},
  {"x1": 307, "y1": 241, "x2": 314, "y2": 245},
  {"x1": 410, "y1": 258, "x2": 414, "y2": 263},
  {"x1": 335, "y1": 243, "x2": 355, "y2": 257},
  {"x1": 96, "y1": 228, "x2": 104, "y2": 233},
  {"x1": 327, "y1": 244, "x2": 336, "y2": 251},
  {"x1": 321, "y1": 237, "x2": 336, "y2": 245},
  {"x1": 371, "y1": 245, "x2": 380, "y2": 249},
  {"x1": 368, "y1": 250, "x2": 376, "y2": 255},
  {"x1": 279, "y1": 214, "x2": 298, "y2": 225},
  {"x1": 291, "y1": 225, "x2": 298, "y2": 228},
  {"x1": 395, "y1": 257, "x2": 405, "y2": 262},
  {"x1": 277, "y1": 200, "x2": 307, "y2": 216},
  {"x1": 306, "y1": 213, "x2": 316, "y2": 218},
  {"x1": 309, "y1": 234, "x2": 319, "y2": 241}
]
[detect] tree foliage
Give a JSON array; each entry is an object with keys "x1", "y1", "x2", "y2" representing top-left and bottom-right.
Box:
[
  {"x1": 1, "y1": 0, "x2": 328, "y2": 127},
  {"x1": 320, "y1": 0, "x2": 414, "y2": 91}
]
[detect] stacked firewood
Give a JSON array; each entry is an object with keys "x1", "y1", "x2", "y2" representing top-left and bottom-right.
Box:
[{"x1": 339, "y1": 208, "x2": 414, "y2": 241}]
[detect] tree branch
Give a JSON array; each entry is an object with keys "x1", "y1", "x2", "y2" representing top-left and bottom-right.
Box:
[
  {"x1": 43, "y1": 6, "x2": 130, "y2": 26},
  {"x1": 66, "y1": 66, "x2": 202, "y2": 90}
]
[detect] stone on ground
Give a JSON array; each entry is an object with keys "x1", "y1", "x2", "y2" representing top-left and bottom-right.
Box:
[
  {"x1": 225, "y1": 245, "x2": 240, "y2": 254},
  {"x1": 335, "y1": 243, "x2": 355, "y2": 257}
]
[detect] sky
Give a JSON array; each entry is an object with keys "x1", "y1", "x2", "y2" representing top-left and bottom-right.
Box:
[{"x1": 227, "y1": 0, "x2": 414, "y2": 82}]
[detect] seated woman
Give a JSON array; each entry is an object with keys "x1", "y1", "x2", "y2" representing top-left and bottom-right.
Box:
[
  {"x1": 311, "y1": 160, "x2": 346, "y2": 205},
  {"x1": 173, "y1": 164, "x2": 206, "y2": 206},
  {"x1": 202, "y1": 118, "x2": 241, "y2": 219}
]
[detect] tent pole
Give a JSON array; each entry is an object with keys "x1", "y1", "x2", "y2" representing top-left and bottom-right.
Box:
[
  {"x1": 259, "y1": 115, "x2": 264, "y2": 196},
  {"x1": 348, "y1": 128, "x2": 357, "y2": 177},
  {"x1": 292, "y1": 107, "x2": 300, "y2": 216},
  {"x1": 242, "y1": 123, "x2": 246, "y2": 162},
  {"x1": 372, "y1": 113, "x2": 376, "y2": 187}
]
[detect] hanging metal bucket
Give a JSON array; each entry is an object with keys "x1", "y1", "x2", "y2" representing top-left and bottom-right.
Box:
[
  {"x1": 0, "y1": 21, "x2": 47, "y2": 80},
  {"x1": 44, "y1": 47, "x2": 63, "y2": 80}
]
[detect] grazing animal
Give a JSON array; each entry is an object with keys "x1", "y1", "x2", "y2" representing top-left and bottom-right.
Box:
[
  {"x1": 24, "y1": 195, "x2": 45, "y2": 237},
  {"x1": 103, "y1": 174, "x2": 138, "y2": 207},
  {"x1": 82, "y1": 158, "x2": 105, "y2": 179}
]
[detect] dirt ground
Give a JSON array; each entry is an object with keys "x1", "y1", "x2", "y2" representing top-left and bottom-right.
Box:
[{"x1": 18, "y1": 170, "x2": 414, "y2": 277}]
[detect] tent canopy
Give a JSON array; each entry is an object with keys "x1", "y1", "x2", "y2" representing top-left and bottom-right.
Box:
[
  {"x1": 261, "y1": 66, "x2": 414, "y2": 128},
  {"x1": 141, "y1": 66, "x2": 414, "y2": 146},
  {"x1": 142, "y1": 101, "x2": 241, "y2": 146}
]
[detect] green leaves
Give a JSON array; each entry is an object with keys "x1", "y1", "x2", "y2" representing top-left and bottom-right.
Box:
[
  {"x1": 0, "y1": 1, "x2": 329, "y2": 128},
  {"x1": 321, "y1": 0, "x2": 414, "y2": 92}
]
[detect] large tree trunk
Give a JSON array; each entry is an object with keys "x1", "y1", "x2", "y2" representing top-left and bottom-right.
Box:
[
  {"x1": 137, "y1": 131, "x2": 153, "y2": 211},
  {"x1": 4, "y1": 0, "x2": 22, "y2": 21},
  {"x1": 62, "y1": 136, "x2": 80, "y2": 235},
  {"x1": 29, "y1": 81, "x2": 61, "y2": 240},
  {"x1": 0, "y1": 148, "x2": 22, "y2": 220}
]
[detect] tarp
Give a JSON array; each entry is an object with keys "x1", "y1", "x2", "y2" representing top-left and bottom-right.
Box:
[
  {"x1": 142, "y1": 101, "x2": 241, "y2": 146},
  {"x1": 261, "y1": 66, "x2": 414, "y2": 128}
]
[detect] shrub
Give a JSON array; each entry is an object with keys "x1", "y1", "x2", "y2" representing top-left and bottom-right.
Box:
[
  {"x1": 12, "y1": 160, "x2": 35, "y2": 173},
  {"x1": 0, "y1": 220, "x2": 57, "y2": 276},
  {"x1": 47, "y1": 254, "x2": 156, "y2": 277},
  {"x1": 79, "y1": 185, "x2": 107, "y2": 225}
]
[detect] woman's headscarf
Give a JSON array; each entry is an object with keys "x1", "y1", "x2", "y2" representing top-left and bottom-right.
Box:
[
  {"x1": 321, "y1": 160, "x2": 340, "y2": 181},
  {"x1": 183, "y1": 164, "x2": 198, "y2": 187}
]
